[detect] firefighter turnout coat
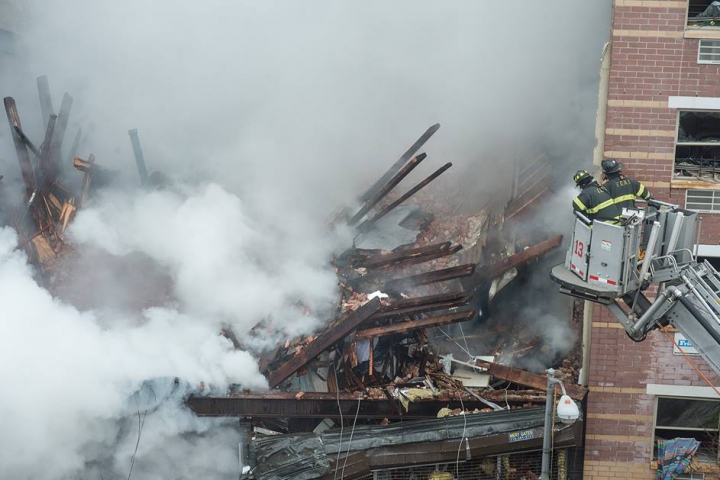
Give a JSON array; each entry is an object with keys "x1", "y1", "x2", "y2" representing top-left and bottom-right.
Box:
[
  {"x1": 603, "y1": 175, "x2": 651, "y2": 211},
  {"x1": 573, "y1": 181, "x2": 622, "y2": 223}
]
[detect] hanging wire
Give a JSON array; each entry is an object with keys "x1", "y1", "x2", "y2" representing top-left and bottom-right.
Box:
[
  {"x1": 455, "y1": 396, "x2": 467, "y2": 474},
  {"x1": 127, "y1": 385, "x2": 155, "y2": 480},
  {"x1": 340, "y1": 396, "x2": 362, "y2": 479},
  {"x1": 436, "y1": 326, "x2": 473, "y2": 358},
  {"x1": 333, "y1": 366, "x2": 345, "y2": 480}
]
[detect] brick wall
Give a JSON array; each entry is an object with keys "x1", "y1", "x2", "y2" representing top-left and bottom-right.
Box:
[
  {"x1": 601, "y1": 1, "x2": 720, "y2": 245},
  {"x1": 587, "y1": 0, "x2": 720, "y2": 477}
]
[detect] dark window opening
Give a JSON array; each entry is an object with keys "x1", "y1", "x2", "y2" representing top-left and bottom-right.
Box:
[
  {"x1": 688, "y1": 1, "x2": 720, "y2": 26},
  {"x1": 655, "y1": 398, "x2": 720, "y2": 464},
  {"x1": 675, "y1": 111, "x2": 720, "y2": 181}
]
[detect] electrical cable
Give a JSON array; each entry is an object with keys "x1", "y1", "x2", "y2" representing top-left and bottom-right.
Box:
[
  {"x1": 456, "y1": 396, "x2": 467, "y2": 474},
  {"x1": 436, "y1": 326, "x2": 473, "y2": 358},
  {"x1": 333, "y1": 366, "x2": 344, "y2": 480},
  {"x1": 340, "y1": 395, "x2": 361, "y2": 479},
  {"x1": 127, "y1": 386, "x2": 154, "y2": 480},
  {"x1": 458, "y1": 322, "x2": 472, "y2": 361}
]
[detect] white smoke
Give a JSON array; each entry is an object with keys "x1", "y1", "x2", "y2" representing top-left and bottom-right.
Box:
[
  {"x1": 70, "y1": 183, "x2": 343, "y2": 339},
  {"x1": 0, "y1": 225, "x2": 268, "y2": 478},
  {"x1": 0, "y1": 1, "x2": 612, "y2": 478}
]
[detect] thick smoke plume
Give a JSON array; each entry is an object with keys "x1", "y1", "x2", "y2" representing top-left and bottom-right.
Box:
[{"x1": 0, "y1": 1, "x2": 610, "y2": 478}]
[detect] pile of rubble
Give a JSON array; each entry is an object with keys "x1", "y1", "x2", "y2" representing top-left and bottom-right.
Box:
[{"x1": 1, "y1": 77, "x2": 582, "y2": 479}]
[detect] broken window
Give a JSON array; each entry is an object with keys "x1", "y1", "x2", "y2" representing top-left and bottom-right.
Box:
[
  {"x1": 654, "y1": 397, "x2": 720, "y2": 463},
  {"x1": 688, "y1": 1, "x2": 720, "y2": 27},
  {"x1": 675, "y1": 111, "x2": 720, "y2": 182}
]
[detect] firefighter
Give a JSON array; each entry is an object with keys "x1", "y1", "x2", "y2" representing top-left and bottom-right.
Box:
[
  {"x1": 601, "y1": 159, "x2": 651, "y2": 211},
  {"x1": 572, "y1": 170, "x2": 621, "y2": 223}
]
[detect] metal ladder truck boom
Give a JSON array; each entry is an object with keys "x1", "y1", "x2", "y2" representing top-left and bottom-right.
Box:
[{"x1": 550, "y1": 199, "x2": 720, "y2": 376}]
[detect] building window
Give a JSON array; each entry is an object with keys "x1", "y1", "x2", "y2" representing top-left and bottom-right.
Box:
[
  {"x1": 675, "y1": 111, "x2": 720, "y2": 182},
  {"x1": 688, "y1": 1, "x2": 720, "y2": 27},
  {"x1": 699, "y1": 40, "x2": 720, "y2": 64},
  {"x1": 655, "y1": 397, "x2": 720, "y2": 463},
  {"x1": 686, "y1": 189, "x2": 720, "y2": 212}
]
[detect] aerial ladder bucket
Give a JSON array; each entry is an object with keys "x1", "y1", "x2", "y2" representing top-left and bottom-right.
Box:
[{"x1": 550, "y1": 200, "x2": 720, "y2": 377}]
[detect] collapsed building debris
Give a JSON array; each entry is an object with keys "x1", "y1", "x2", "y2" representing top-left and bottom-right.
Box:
[
  {"x1": 182, "y1": 125, "x2": 580, "y2": 477},
  {"x1": 1, "y1": 85, "x2": 577, "y2": 478},
  {"x1": 251, "y1": 407, "x2": 583, "y2": 480}
]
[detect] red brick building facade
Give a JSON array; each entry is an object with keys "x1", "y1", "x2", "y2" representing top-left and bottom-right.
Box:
[{"x1": 585, "y1": 1, "x2": 720, "y2": 478}]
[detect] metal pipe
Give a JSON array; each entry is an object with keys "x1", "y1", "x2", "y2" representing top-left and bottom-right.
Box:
[
  {"x1": 638, "y1": 221, "x2": 660, "y2": 283},
  {"x1": 648, "y1": 198, "x2": 680, "y2": 210},
  {"x1": 631, "y1": 287, "x2": 681, "y2": 334},
  {"x1": 128, "y1": 128, "x2": 149, "y2": 184},
  {"x1": 677, "y1": 294, "x2": 720, "y2": 345},
  {"x1": 666, "y1": 212, "x2": 684, "y2": 256},
  {"x1": 682, "y1": 274, "x2": 720, "y2": 325},
  {"x1": 573, "y1": 210, "x2": 591, "y2": 225},
  {"x1": 540, "y1": 368, "x2": 556, "y2": 480}
]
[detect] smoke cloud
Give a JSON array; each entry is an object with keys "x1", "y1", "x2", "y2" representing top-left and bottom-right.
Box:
[{"x1": 0, "y1": 1, "x2": 611, "y2": 478}]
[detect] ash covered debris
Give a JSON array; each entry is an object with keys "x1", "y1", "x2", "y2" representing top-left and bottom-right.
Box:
[
  {"x1": 181, "y1": 124, "x2": 585, "y2": 479},
  {"x1": 0, "y1": 82, "x2": 581, "y2": 479}
]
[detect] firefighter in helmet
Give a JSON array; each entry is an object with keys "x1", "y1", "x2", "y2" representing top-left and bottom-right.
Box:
[
  {"x1": 572, "y1": 170, "x2": 622, "y2": 223},
  {"x1": 601, "y1": 159, "x2": 651, "y2": 211}
]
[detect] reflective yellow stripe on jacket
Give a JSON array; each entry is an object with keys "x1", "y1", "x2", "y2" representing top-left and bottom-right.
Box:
[
  {"x1": 586, "y1": 198, "x2": 615, "y2": 215},
  {"x1": 573, "y1": 197, "x2": 587, "y2": 211},
  {"x1": 613, "y1": 194, "x2": 636, "y2": 204}
]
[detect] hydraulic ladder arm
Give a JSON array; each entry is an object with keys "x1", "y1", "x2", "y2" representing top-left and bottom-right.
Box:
[{"x1": 551, "y1": 200, "x2": 720, "y2": 377}]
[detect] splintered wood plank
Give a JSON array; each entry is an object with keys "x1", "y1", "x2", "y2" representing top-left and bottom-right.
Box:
[
  {"x1": 356, "y1": 309, "x2": 476, "y2": 339},
  {"x1": 474, "y1": 235, "x2": 562, "y2": 281},
  {"x1": 381, "y1": 263, "x2": 476, "y2": 290},
  {"x1": 266, "y1": 298, "x2": 381, "y2": 388},
  {"x1": 475, "y1": 360, "x2": 587, "y2": 401}
]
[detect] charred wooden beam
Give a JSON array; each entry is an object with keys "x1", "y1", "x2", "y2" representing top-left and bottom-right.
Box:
[
  {"x1": 354, "y1": 242, "x2": 451, "y2": 269},
  {"x1": 13, "y1": 125, "x2": 42, "y2": 159},
  {"x1": 65, "y1": 128, "x2": 82, "y2": 166},
  {"x1": 186, "y1": 391, "x2": 540, "y2": 419},
  {"x1": 79, "y1": 154, "x2": 95, "y2": 208},
  {"x1": 358, "y1": 162, "x2": 453, "y2": 231},
  {"x1": 349, "y1": 153, "x2": 426, "y2": 225},
  {"x1": 474, "y1": 235, "x2": 563, "y2": 281},
  {"x1": 48, "y1": 93, "x2": 72, "y2": 178},
  {"x1": 128, "y1": 128, "x2": 149, "y2": 184},
  {"x1": 382, "y1": 263, "x2": 475, "y2": 290},
  {"x1": 370, "y1": 295, "x2": 472, "y2": 321},
  {"x1": 4, "y1": 97, "x2": 37, "y2": 200},
  {"x1": 36, "y1": 75, "x2": 54, "y2": 128},
  {"x1": 381, "y1": 290, "x2": 469, "y2": 311},
  {"x1": 266, "y1": 299, "x2": 381, "y2": 388},
  {"x1": 39, "y1": 114, "x2": 57, "y2": 190},
  {"x1": 359, "y1": 123, "x2": 440, "y2": 203},
  {"x1": 380, "y1": 244, "x2": 462, "y2": 271},
  {"x1": 475, "y1": 360, "x2": 587, "y2": 400},
  {"x1": 356, "y1": 309, "x2": 476, "y2": 339}
]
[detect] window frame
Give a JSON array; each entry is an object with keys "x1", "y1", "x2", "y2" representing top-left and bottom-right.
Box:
[
  {"x1": 686, "y1": 189, "x2": 720, "y2": 213},
  {"x1": 653, "y1": 395, "x2": 720, "y2": 464},
  {"x1": 674, "y1": 109, "x2": 720, "y2": 183},
  {"x1": 698, "y1": 39, "x2": 720, "y2": 64}
]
